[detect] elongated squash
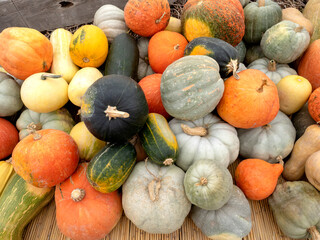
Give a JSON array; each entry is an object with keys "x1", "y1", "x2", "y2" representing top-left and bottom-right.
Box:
[
  {"x1": 0, "y1": 161, "x2": 14, "y2": 195},
  {"x1": 0, "y1": 173, "x2": 54, "y2": 240}
]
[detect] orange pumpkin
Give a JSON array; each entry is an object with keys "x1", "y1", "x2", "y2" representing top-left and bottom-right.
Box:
[
  {"x1": 0, "y1": 27, "x2": 53, "y2": 80},
  {"x1": 55, "y1": 162, "x2": 123, "y2": 240},
  {"x1": 217, "y1": 69, "x2": 279, "y2": 128},
  {"x1": 298, "y1": 39, "x2": 320, "y2": 90},
  {"x1": 124, "y1": 0, "x2": 170, "y2": 37},
  {"x1": 12, "y1": 128, "x2": 79, "y2": 188},
  {"x1": 308, "y1": 87, "x2": 320, "y2": 122},
  {"x1": 0, "y1": 118, "x2": 19, "y2": 160}
]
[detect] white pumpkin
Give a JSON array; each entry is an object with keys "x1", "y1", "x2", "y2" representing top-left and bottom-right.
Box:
[
  {"x1": 137, "y1": 37, "x2": 154, "y2": 80},
  {"x1": 93, "y1": 4, "x2": 128, "y2": 43},
  {"x1": 169, "y1": 113, "x2": 239, "y2": 171}
]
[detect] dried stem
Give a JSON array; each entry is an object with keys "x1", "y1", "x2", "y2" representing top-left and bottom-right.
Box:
[
  {"x1": 27, "y1": 122, "x2": 42, "y2": 140},
  {"x1": 308, "y1": 226, "x2": 320, "y2": 240},
  {"x1": 104, "y1": 106, "x2": 130, "y2": 120},
  {"x1": 41, "y1": 74, "x2": 62, "y2": 80},
  {"x1": 267, "y1": 60, "x2": 277, "y2": 72},
  {"x1": 257, "y1": 79, "x2": 268, "y2": 93},
  {"x1": 71, "y1": 188, "x2": 86, "y2": 202},
  {"x1": 181, "y1": 124, "x2": 207, "y2": 137}
]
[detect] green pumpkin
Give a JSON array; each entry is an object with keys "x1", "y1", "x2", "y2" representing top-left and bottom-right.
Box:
[
  {"x1": 245, "y1": 45, "x2": 265, "y2": 65},
  {"x1": 235, "y1": 41, "x2": 246, "y2": 63}
]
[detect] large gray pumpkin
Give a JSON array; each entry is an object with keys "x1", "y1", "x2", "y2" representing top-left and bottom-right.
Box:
[
  {"x1": 191, "y1": 185, "x2": 252, "y2": 240},
  {"x1": 122, "y1": 160, "x2": 191, "y2": 234},
  {"x1": 161, "y1": 55, "x2": 224, "y2": 121}
]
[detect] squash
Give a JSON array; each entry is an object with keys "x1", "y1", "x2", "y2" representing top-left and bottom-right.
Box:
[
  {"x1": 137, "y1": 37, "x2": 154, "y2": 81},
  {"x1": 235, "y1": 41, "x2": 246, "y2": 63},
  {"x1": 247, "y1": 58, "x2": 297, "y2": 84},
  {"x1": 124, "y1": 0, "x2": 170, "y2": 37},
  {"x1": 149, "y1": 31, "x2": 188, "y2": 74},
  {"x1": 181, "y1": 0, "x2": 245, "y2": 46},
  {"x1": 217, "y1": 69, "x2": 279, "y2": 129},
  {"x1": 268, "y1": 181, "x2": 320, "y2": 239},
  {"x1": 303, "y1": 0, "x2": 320, "y2": 42},
  {"x1": 305, "y1": 151, "x2": 320, "y2": 191},
  {"x1": 308, "y1": 87, "x2": 320, "y2": 122},
  {"x1": 68, "y1": 67, "x2": 103, "y2": 107},
  {"x1": 282, "y1": 8, "x2": 314, "y2": 36},
  {"x1": 245, "y1": 45, "x2": 265, "y2": 65},
  {"x1": 139, "y1": 113, "x2": 178, "y2": 165},
  {"x1": 55, "y1": 163, "x2": 123, "y2": 240},
  {"x1": 260, "y1": 20, "x2": 310, "y2": 64},
  {"x1": 292, "y1": 103, "x2": 316, "y2": 140},
  {"x1": 86, "y1": 142, "x2": 136, "y2": 193},
  {"x1": 160, "y1": 55, "x2": 224, "y2": 121},
  {"x1": 80, "y1": 75, "x2": 149, "y2": 143},
  {"x1": 93, "y1": 4, "x2": 128, "y2": 43},
  {"x1": 0, "y1": 72, "x2": 23, "y2": 117},
  {"x1": 169, "y1": 113, "x2": 239, "y2": 171},
  {"x1": 283, "y1": 124, "x2": 320, "y2": 181},
  {"x1": 122, "y1": 160, "x2": 191, "y2": 234},
  {"x1": 184, "y1": 159, "x2": 233, "y2": 210},
  {"x1": 165, "y1": 17, "x2": 182, "y2": 33},
  {"x1": 50, "y1": 28, "x2": 79, "y2": 83},
  {"x1": 0, "y1": 173, "x2": 54, "y2": 240},
  {"x1": 12, "y1": 128, "x2": 79, "y2": 188},
  {"x1": 0, "y1": 27, "x2": 53, "y2": 80},
  {"x1": 16, "y1": 108, "x2": 75, "y2": 140},
  {"x1": 69, "y1": 25, "x2": 108, "y2": 68},
  {"x1": 0, "y1": 161, "x2": 14, "y2": 195},
  {"x1": 0, "y1": 118, "x2": 19, "y2": 160},
  {"x1": 184, "y1": 37, "x2": 240, "y2": 78},
  {"x1": 191, "y1": 185, "x2": 252, "y2": 240},
  {"x1": 244, "y1": 0, "x2": 282, "y2": 44},
  {"x1": 21, "y1": 73, "x2": 69, "y2": 113}
]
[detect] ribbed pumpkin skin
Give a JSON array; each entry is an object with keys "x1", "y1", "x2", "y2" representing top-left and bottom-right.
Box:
[
  {"x1": 217, "y1": 69, "x2": 279, "y2": 129},
  {"x1": 161, "y1": 55, "x2": 224, "y2": 121},
  {"x1": 182, "y1": 0, "x2": 245, "y2": 46},
  {"x1": 86, "y1": 143, "x2": 136, "y2": 193},
  {"x1": 308, "y1": 87, "x2": 320, "y2": 122},
  {"x1": 0, "y1": 27, "x2": 53, "y2": 80},
  {"x1": 139, "y1": 113, "x2": 178, "y2": 165},
  {"x1": 0, "y1": 118, "x2": 19, "y2": 160}
]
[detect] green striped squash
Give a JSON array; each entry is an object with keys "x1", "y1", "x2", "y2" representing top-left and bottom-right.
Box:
[
  {"x1": 0, "y1": 173, "x2": 54, "y2": 240},
  {"x1": 86, "y1": 142, "x2": 136, "y2": 193},
  {"x1": 139, "y1": 113, "x2": 179, "y2": 165}
]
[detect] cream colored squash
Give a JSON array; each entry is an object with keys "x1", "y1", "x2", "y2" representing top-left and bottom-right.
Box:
[
  {"x1": 282, "y1": 8, "x2": 314, "y2": 36},
  {"x1": 165, "y1": 17, "x2": 182, "y2": 33}
]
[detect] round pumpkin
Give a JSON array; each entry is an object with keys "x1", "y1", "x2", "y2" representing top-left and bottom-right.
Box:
[
  {"x1": 20, "y1": 73, "x2": 69, "y2": 113},
  {"x1": 55, "y1": 162, "x2": 123, "y2": 240},
  {"x1": 217, "y1": 69, "x2": 280, "y2": 129},
  {"x1": 308, "y1": 87, "x2": 320, "y2": 123},
  {"x1": 137, "y1": 37, "x2": 154, "y2": 81},
  {"x1": 124, "y1": 0, "x2": 170, "y2": 37},
  {"x1": 12, "y1": 128, "x2": 79, "y2": 188},
  {"x1": 161, "y1": 55, "x2": 224, "y2": 121},
  {"x1": 0, "y1": 27, "x2": 53, "y2": 80},
  {"x1": 0, "y1": 118, "x2": 19, "y2": 160},
  {"x1": 69, "y1": 25, "x2": 108, "y2": 68},
  {"x1": 148, "y1": 31, "x2": 188, "y2": 74}
]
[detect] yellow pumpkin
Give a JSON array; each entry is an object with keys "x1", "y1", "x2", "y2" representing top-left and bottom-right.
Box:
[
  {"x1": 165, "y1": 17, "x2": 182, "y2": 33},
  {"x1": 69, "y1": 25, "x2": 108, "y2": 68},
  {"x1": 68, "y1": 67, "x2": 103, "y2": 107},
  {"x1": 21, "y1": 73, "x2": 69, "y2": 113}
]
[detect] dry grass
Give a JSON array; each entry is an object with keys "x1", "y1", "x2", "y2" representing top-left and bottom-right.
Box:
[{"x1": 274, "y1": 0, "x2": 308, "y2": 11}]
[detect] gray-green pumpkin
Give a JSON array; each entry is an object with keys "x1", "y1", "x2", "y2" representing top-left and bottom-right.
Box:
[
  {"x1": 235, "y1": 41, "x2": 246, "y2": 63},
  {"x1": 137, "y1": 37, "x2": 154, "y2": 81},
  {"x1": 160, "y1": 55, "x2": 224, "y2": 121},
  {"x1": 245, "y1": 45, "x2": 265, "y2": 65}
]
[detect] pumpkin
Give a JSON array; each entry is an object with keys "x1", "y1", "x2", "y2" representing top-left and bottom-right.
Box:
[
  {"x1": 282, "y1": 8, "x2": 314, "y2": 36},
  {"x1": 0, "y1": 72, "x2": 23, "y2": 117},
  {"x1": 69, "y1": 25, "x2": 108, "y2": 68},
  {"x1": 16, "y1": 108, "x2": 75, "y2": 140},
  {"x1": 21, "y1": 73, "x2": 69, "y2": 113},
  {"x1": 169, "y1": 113, "x2": 239, "y2": 171},
  {"x1": 11, "y1": 128, "x2": 79, "y2": 188},
  {"x1": 235, "y1": 41, "x2": 246, "y2": 63},
  {"x1": 308, "y1": 87, "x2": 320, "y2": 122},
  {"x1": 244, "y1": 0, "x2": 282, "y2": 44},
  {"x1": 191, "y1": 185, "x2": 252, "y2": 240},
  {"x1": 303, "y1": 0, "x2": 320, "y2": 42},
  {"x1": 80, "y1": 75, "x2": 149, "y2": 143},
  {"x1": 292, "y1": 103, "x2": 316, "y2": 140},
  {"x1": 0, "y1": 27, "x2": 53, "y2": 80},
  {"x1": 160, "y1": 55, "x2": 224, "y2": 121},
  {"x1": 217, "y1": 69, "x2": 280, "y2": 129},
  {"x1": 138, "y1": 74, "x2": 170, "y2": 119},
  {"x1": 68, "y1": 67, "x2": 103, "y2": 107},
  {"x1": 122, "y1": 160, "x2": 191, "y2": 234},
  {"x1": 268, "y1": 181, "x2": 320, "y2": 239},
  {"x1": 124, "y1": 0, "x2": 170, "y2": 37},
  {"x1": 181, "y1": 0, "x2": 245, "y2": 46},
  {"x1": 247, "y1": 58, "x2": 297, "y2": 84},
  {"x1": 137, "y1": 37, "x2": 154, "y2": 81},
  {"x1": 165, "y1": 17, "x2": 182, "y2": 33},
  {"x1": 298, "y1": 39, "x2": 320, "y2": 90},
  {"x1": 260, "y1": 20, "x2": 310, "y2": 64},
  {"x1": 184, "y1": 159, "x2": 233, "y2": 210},
  {"x1": 277, "y1": 75, "x2": 312, "y2": 115},
  {"x1": 305, "y1": 151, "x2": 320, "y2": 191},
  {"x1": 93, "y1": 4, "x2": 128, "y2": 43},
  {"x1": 0, "y1": 118, "x2": 19, "y2": 160},
  {"x1": 148, "y1": 31, "x2": 188, "y2": 74},
  {"x1": 245, "y1": 45, "x2": 265, "y2": 65},
  {"x1": 55, "y1": 163, "x2": 123, "y2": 240}
]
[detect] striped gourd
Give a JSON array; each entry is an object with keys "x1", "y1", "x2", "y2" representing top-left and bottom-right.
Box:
[
  {"x1": 86, "y1": 142, "x2": 136, "y2": 193},
  {"x1": 0, "y1": 173, "x2": 54, "y2": 240},
  {"x1": 139, "y1": 113, "x2": 179, "y2": 165},
  {"x1": 0, "y1": 161, "x2": 14, "y2": 196}
]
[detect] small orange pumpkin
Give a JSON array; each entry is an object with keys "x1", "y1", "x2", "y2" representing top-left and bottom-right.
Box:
[
  {"x1": 0, "y1": 118, "x2": 19, "y2": 160},
  {"x1": 308, "y1": 87, "x2": 320, "y2": 122}
]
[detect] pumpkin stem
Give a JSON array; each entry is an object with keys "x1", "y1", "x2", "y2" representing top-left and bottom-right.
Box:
[
  {"x1": 27, "y1": 122, "x2": 42, "y2": 140},
  {"x1": 82, "y1": 57, "x2": 90, "y2": 63},
  {"x1": 258, "y1": 0, "x2": 265, "y2": 7},
  {"x1": 267, "y1": 60, "x2": 277, "y2": 72},
  {"x1": 308, "y1": 226, "x2": 320, "y2": 240},
  {"x1": 144, "y1": 158, "x2": 160, "y2": 182},
  {"x1": 262, "y1": 124, "x2": 271, "y2": 129},
  {"x1": 276, "y1": 156, "x2": 284, "y2": 166},
  {"x1": 71, "y1": 188, "x2": 86, "y2": 202},
  {"x1": 6, "y1": 158, "x2": 12, "y2": 164},
  {"x1": 226, "y1": 59, "x2": 240, "y2": 80},
  {"x1": 295, "y1": 26, "x2": 304, "y2": 32},
  {"x1": 181, "y1": 124, "x2": 207, "y2": 137},
  {"x1": 163, "y1": 158, "x2": 174, "y2": 166},
  {"x1": 104, "y1": 106, "x2": 130, "y2": 120},
  {"x1": 174, "y1": 44, "x2": 180, "y2": 50},
  {"x1": 40, "y1": 74, "x2": 62, "y2": 80},
  {"x1": 257, "y1": 79, "x2": 268, "y2": 93},
  {"x1": 155, "y1": 12, "x2": 166, "y2": 24},
  {"x1": 196, "y1": 177, "x2": 208, "y2": 186}
]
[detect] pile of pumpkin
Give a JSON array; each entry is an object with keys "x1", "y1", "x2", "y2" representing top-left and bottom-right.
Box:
[{"x1": 0, "y1": 0, "x2": 320, "y2": 239}]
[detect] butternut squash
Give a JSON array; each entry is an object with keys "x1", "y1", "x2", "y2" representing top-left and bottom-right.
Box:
[{"x1": 305, "y1": 150, "x2": 320, "y2": 191}]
